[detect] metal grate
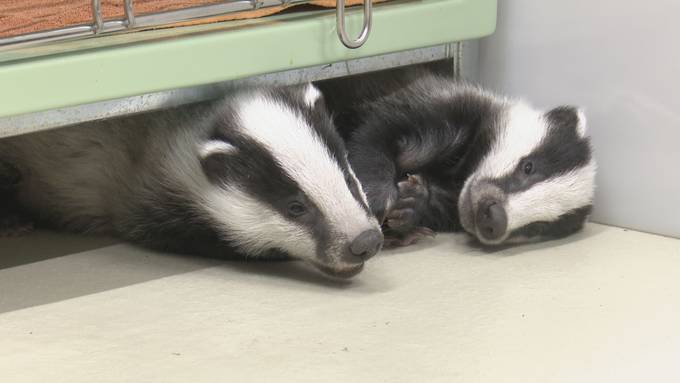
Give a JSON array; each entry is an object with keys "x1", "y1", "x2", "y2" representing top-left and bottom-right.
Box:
[{"x1": 0, "y1": 0, "x2": 372, "y2": 50}]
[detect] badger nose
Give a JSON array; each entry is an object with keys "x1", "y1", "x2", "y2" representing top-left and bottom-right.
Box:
[
  {"x1": 349, "y1": 229, "x2": 384, "y2": 260},
  {"x1": 476, "y1": 199, "x2": 507, "y2": 241}
]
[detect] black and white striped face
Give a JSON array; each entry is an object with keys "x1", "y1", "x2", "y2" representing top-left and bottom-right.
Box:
[
  {"x1": 458, "y1": 102, "x2": 596, "y2": 245},
  {"x1": 197, "y1": 84, "x2": 382, "y2": 278}
]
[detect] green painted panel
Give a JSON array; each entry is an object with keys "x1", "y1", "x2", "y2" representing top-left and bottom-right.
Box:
[{"x1": 0, "y1": 0, "x2": 496, "y2": 118}]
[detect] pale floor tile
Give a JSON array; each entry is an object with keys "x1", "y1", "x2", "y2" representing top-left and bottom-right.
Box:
[{"x1": 1, "y1": 223, "x2": 679, "y2": 382}]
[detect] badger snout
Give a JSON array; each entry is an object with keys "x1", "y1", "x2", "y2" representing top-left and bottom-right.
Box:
[
  {"x1": 314, "y1": 228, "x2": 383, "y2": 279},
  {"x1": 349, "y1": 229, "x2": 383, "y2": 261},
  {"x1": 459, "y1": 179, "x2": 510, "y2": 245},
  {"x1": 475, "y1": 198, "x2": 508, "y2": 242}
]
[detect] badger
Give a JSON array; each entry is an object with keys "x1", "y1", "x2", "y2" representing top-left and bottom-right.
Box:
[
  {"x1": 0, "y1": 84, "x2": 383, "y2": 278},
  {"x1": 316, "y1": 70, "x2": 596, "y2": 247}
]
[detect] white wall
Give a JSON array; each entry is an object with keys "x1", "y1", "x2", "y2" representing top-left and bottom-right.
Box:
[{"x1": 475, "y1": 0, "x2": 680, "y2": 238}]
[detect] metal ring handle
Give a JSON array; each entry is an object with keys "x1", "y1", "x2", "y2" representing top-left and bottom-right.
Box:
[{"x1": 336, "y1": 0, "x2": 372, "y2": 49}]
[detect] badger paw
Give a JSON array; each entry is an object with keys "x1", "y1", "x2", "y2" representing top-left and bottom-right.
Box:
[
  {"x1": 0, "y1": 214, "x2": 34, "y2": 237},
  {"x1": 383, "y1": 226, "x2": 436, "y2": 248},
  {"x1": 382, "y1": 174, "x2": 435, "y2": 248},
  {"x1": 385, "y1": 174, "x2": 429, "y2": 230}
]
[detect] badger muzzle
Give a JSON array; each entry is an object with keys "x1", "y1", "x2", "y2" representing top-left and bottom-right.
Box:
[
  {"x1": 314, "y1": 228, "x2": 383, "y2": 279},
  {"x1": 459, "y1": 179, "x2": 510, "y2": 245}
]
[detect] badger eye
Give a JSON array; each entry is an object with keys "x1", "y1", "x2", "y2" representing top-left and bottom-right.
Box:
[
  {"x1": 287, "y1": 201, "x2": 307, "y2": 217},
  {"x1": 522, "y1": 161, "x2": 534, "y2": 175}
]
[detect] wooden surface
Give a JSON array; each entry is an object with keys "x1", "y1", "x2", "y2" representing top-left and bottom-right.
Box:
[{"x1": 0, "y1": 0, "x2": 380, "y2": 38}]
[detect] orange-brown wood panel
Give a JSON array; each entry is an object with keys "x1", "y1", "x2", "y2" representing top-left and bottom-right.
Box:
[{"x1": 0, "y1": 0, "x2": 380, "y2": 38}]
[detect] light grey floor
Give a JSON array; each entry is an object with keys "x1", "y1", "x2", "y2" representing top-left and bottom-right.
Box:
[{"x1": 1, "y1": 223, "x2": 679, "y2": 382}]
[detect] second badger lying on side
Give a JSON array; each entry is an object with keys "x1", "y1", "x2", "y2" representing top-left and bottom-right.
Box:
[
  {"x1": 317, "y1": 70, "x2": 596, "y2": 246},
  {"x1": 0, "y1": 84, "x2": 382, "y2": 278}
]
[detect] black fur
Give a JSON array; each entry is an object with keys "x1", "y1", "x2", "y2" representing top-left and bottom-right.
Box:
[
  {"x1": 316, "y1": 69, "x2": 593, "y2": 243},
  {"x1": 318, "y1": 71, "x2": 501, "y2": 232}
]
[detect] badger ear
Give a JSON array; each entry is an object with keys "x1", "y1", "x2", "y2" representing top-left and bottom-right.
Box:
[
  {"x1": 575, "y1": 108, "x2": 587, "y2": 137},
  {"x1": 545, "y1": 106, "x2": 588, "y2": 138},
  {"x1": 199, "y1": 139, "x2": 237, "y2": 159},
  {"x1": 302, "y1": 83, "x2": 323, "y2": 108},
  {"x1": 199, "y1": 139, "x2": 237, "y2": 183}
]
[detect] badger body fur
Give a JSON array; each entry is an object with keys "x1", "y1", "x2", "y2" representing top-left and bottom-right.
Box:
[
  {"x1": 0, "y1": 84, "x2": 383, "y2": 278},
  {"x1": 316, "y1": 70, "x2": 596, "y2": 246}
]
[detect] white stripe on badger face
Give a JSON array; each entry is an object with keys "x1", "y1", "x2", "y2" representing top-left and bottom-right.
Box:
[
  {"x1": 203, "y1": 186, "x2": 317, "y2": 258},
  {"x1": 346, "y1": 159, "x2": 370, "y2": 208},
  {"x1": 235, "y1": 94, "x2": 375, "y2": 260},
  {"x1": 505, "y1": 160, "x2": 596, "y2": 231},
  {"x1": 576, "y1": 108, "x2": 588, "y2": 138},
  {"x1": 476, "y1": 101, "x2": 549, "y2": 179}
]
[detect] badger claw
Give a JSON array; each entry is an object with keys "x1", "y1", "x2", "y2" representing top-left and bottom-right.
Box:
[
  {"x1": 397, "y1": 174, "x2": 427, "y2": 198},
  {"x1": 383, "y1": 226, "x2": 436, "y2": 248},
  {"x1": 386, "y1": 205, "x2": 416, "y2": 228},
  {"x1": 384, "y1": 174, "x2": 429, "y2": 231}
]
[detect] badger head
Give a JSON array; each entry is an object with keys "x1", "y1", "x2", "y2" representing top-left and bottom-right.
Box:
[
  {"x1": 458, "y1": 101, "x2": 596, "y2": 246},
  {"x1": 197, "y1": 84, "x2": 383, "y2": 278}
]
